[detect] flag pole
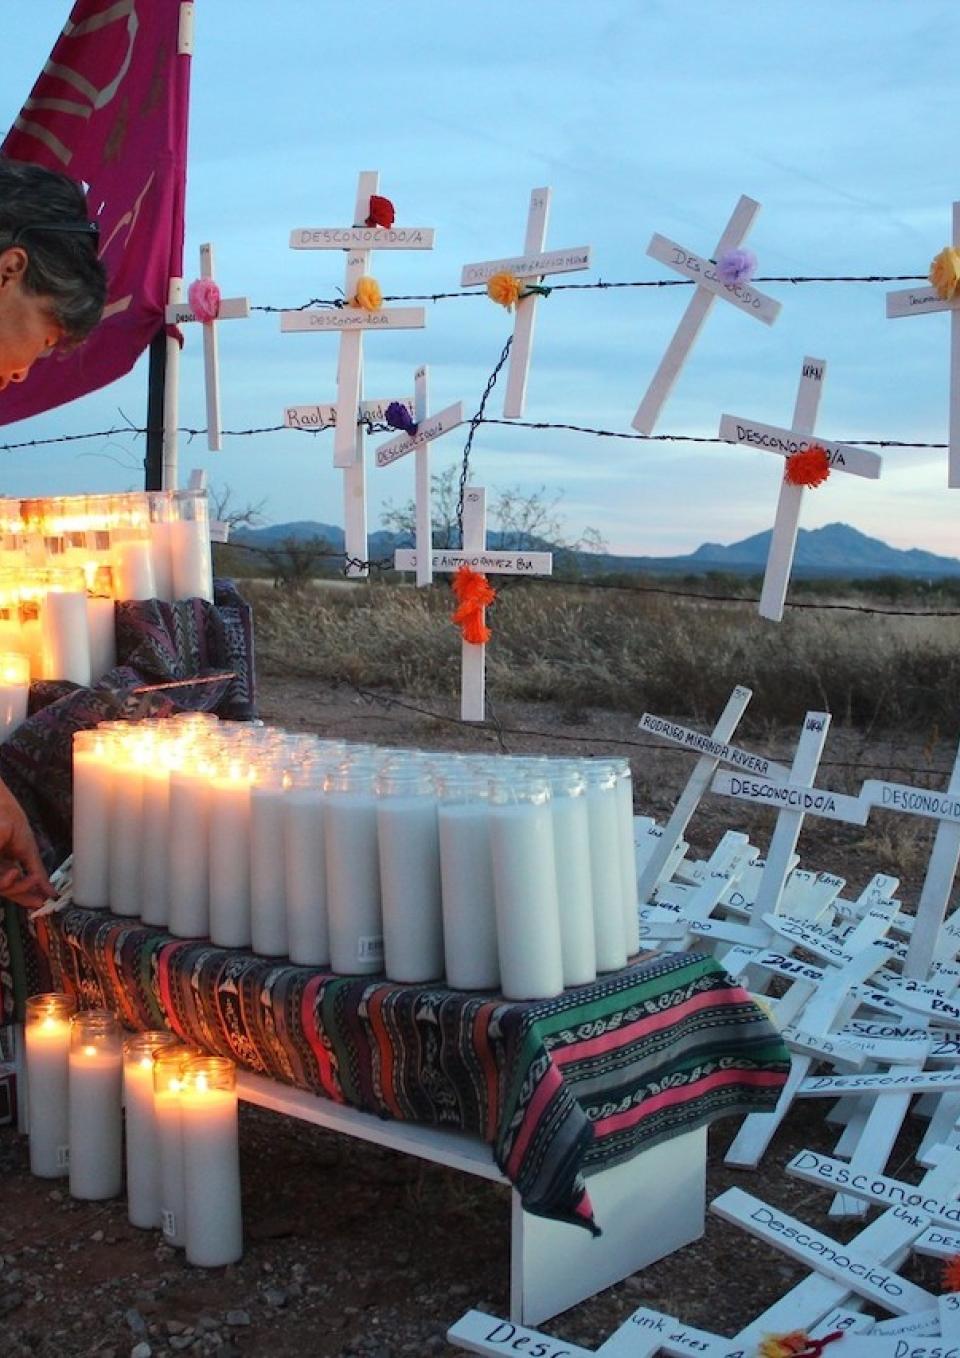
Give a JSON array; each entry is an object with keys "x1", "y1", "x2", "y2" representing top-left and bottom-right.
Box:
[{"x1": 145, "y1": 2, "x2": 195, "y2": 493}]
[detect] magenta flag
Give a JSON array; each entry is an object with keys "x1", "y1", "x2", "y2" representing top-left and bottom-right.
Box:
[{"x1": 0, "y1": 0, "x2": 192, "y2": 425}]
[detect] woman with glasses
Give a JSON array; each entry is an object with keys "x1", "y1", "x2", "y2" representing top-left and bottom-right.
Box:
[
  {"x1": 0, "y1": 158, "x2": 106, "y2": 906},
  {"x1": 0, "y1": 157, "x2": 106, "y2": 392}
]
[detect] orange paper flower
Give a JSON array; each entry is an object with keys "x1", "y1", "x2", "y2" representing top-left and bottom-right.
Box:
[
  {"x1": 930, "y1": 246, "x2": 960, "y2": 301},
  {"x1": 451, "y1": 565, "x2": 496, "y2": 645},
  {"x1": 760, "y1": 1334, "x2": 815, "y2": 1358},
  {"x1": 487, "y1": 271, "x2": 524, "y2": 309},
  {"x1": 784, "y1": 444, "x2": 831, "y2": 488},
  {"x1": 352, "y1": 276, "x2": 382, "y2": 310},
  {"x1": 943, "y1": 1253, "x2": 960, "y2": 1293}
]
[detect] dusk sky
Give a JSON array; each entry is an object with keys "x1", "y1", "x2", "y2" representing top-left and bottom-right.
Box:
[{"x1": 2, "y1": 1, "x2": 959, "y2": 558}]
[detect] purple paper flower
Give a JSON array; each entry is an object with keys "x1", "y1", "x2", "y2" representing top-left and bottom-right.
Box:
[
  {"x1": 715, "y1": 248, "x2": 758, "y2": 286},
  {"x1": 385, "y1": 401, "x2": 417, "y2": 436}
]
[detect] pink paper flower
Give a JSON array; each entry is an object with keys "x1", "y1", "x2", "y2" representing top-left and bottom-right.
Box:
[{"x1": 188, "y1": 276, "x2": 221, "y2": 323}]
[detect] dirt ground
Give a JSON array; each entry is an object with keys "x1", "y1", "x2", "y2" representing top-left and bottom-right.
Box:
[{"x1": 2, "y1": 676, "x2": 955, "y2": 1358}]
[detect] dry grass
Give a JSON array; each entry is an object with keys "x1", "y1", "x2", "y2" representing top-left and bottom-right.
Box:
[{"x1": 247, "y1": 579, "x2": 960, "y2": 733}]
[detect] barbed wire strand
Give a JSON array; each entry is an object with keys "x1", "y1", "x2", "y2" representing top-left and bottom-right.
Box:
[{"x1": 331, "y1": 679, "x2": 955, "y2": 781}]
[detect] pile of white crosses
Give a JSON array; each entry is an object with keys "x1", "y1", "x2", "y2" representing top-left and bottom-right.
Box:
[{"x1": 449, "y1": 681, "x2": 960, "y2": 1358}]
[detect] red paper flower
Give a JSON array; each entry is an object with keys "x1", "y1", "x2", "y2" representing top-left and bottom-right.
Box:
[
  {"x1": 943, "y1": 1253, "x2": 960, "y2": 1293},
  {"x1": 366, "y1": 195, "x2": 395, "y2": 229},
  {"x1": 784, "y1": 445, "x2": 831, "y2": 488},
  {"x1": 451, "y1": 565, "x2": 496, "y2": 645}
]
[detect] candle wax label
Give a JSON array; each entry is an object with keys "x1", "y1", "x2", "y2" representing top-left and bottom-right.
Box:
[
  {"x1": 161, "y1": 1210, "x2": 177, "y2": 1239},
  {"x1": 358, "y1": 935, "x2": 384, "y2": 963},
  {"x1": 57, "y1": 1145, "x2": 69, "y2": 1169}
]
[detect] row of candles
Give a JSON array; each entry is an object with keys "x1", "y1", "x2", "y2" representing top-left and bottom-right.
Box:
[
  {"x1": 24, "y1": 996, "x2": 241, "y2": 1268},
  {"x1": 73, "y1": 714, "x2": 641, "y2": 1000},
  {"x1": 0, "y1": 489, "x2": 214, "y2": 686}
]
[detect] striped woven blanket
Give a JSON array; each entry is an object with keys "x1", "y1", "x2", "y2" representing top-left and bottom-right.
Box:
[{"x1": 37, "y1": 908, "x2": 788, "y2": 1231}]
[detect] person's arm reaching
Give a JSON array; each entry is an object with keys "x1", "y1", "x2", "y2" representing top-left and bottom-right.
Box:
[{"x1": 0, "y1": 778, "x2": 55, "y2": 909}]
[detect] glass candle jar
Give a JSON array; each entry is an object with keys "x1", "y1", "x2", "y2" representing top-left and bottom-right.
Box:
[
  {"x1": 153, "y1": 1044, "x2": 196, "y2": 1247},
  {"x1": 542, "y1": 762, "x2": 597, "y2": 988},
  {"x1": 123, "y1": 1031, "x2": 179, "y2": 1228},
  {"x1": 323, "y1": 760, "x2": 383, "y2": 974},
  {"x1": 180, "y1": 1056, "x2": 242, "y2": 1267},
  {"x1": 487, "y1": 774, "x2": 564, "y2": 1000},
  {"x1": 24, "y1": 993, "x2": 76, "y2": 1178},
  {"x1": 375, "y1": 766, "x2": 443, "y2": 983},
  {"x1": 436, "y1": 769, "x2": 499, "y2": 990},
  {"x1": 170, "y1": 489, "x2": 213, "y2": 603},
  {"x1": 68, "y1": 1009, "x2": 123, "y2": 1200}
]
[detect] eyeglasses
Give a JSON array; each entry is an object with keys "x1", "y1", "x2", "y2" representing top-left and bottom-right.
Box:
[{"x1": 8, "y1": 220, "x2": 100, "y2": 247}]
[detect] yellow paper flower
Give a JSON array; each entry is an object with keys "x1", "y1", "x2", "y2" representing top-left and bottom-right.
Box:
[
  {"x1": 930, "y1": 247, "x2": 960, "y2": 301},
  {"x1": 352, "y1": 276, "x2": 382, "y2": 310},
  {"x1": 487, "y1": 271, "x2": 523, "y2": 309}
]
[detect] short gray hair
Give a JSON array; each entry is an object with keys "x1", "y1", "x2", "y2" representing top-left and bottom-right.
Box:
[{"x1": 0, "y1": 157, "x2": 107, "y2": 344}]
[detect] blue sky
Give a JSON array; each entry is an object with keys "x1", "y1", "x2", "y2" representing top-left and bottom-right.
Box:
[{"x1": 2, "y1": 0, "x2": 959, "y2": 558}]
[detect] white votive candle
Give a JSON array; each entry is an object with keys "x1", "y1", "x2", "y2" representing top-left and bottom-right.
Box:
[
  {"x1": 68, "y1": 1010, "x2": 123, "y2": 1200},
  {"x1": 140, "y1": 757, "x2": 174, "y2": 928},
  {"x1": 72, "y1": 730, "x2": 113, "y2": 909},
  {"x1": 108, "y1": 741, "x2": 148, "y2": 916},
  {"x1": 168, "y1": 760, "x2": 213, "y2": 938},
  {"x1": 376, "y1": 766, "x2": 444, "y2": 983},
  {"x1": 170, "y1": 492, "x2": 214, "y2": 603},
  {"x1": 25, "y1": 993, "x2": 75, "y2": 1178},
  {"x1": 86, "y1": 595, "x2": 117, "y2": 682},
  {"x1": 545, "y1": 764, "x2": 597, "y2": 988},
  {"x1": 324, "y1": 761, "x2": 384, "y2": 975},
  {"x1": 181, "y1": 1057, "x2": 243, "y2": 1267},
  {"x1": 41, "y1": 590, "x2": 92, "y2": 685},
  {"x1": 250, "y1": 765, "x2": 289, "y2": 957},
  {"x1": 610, "y1": 757, "x2": 641, "y2": 956},
  {"x1": 209, "y1": 763, "x2": 253, "y2": 948},
  {"x1": 123, "y1": 1031, "x2": 178, "y2": 1228},
  {"x1": 153, "y1": 1045, "x2": 193, "y2": 1247},
  {"x1": 283, "y1": 770, "x2": 330, "y2": 966},
  {"x1": 437, "y1": 772, "x2": 499, "y2": 991},
  {"x1": 113, "y1": 537, "x2": 156, "y2": 601},
  {"x1": 489, "y1": 776, "x2": 564, "y2": 1000},
  {"x1": 582, "y1": 762, "x2": 628, "y2": 973},
  {"x1": 0, "y1": 651, "x2": 29, "y2": 743}
]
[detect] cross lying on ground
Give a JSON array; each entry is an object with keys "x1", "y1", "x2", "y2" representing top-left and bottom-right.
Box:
[
  {"x1": 632, "y1": 195, "x2": 780, "y2": 434},
  {"x1": 460, "y1": 187, "x2": 591, "y2": 418}
]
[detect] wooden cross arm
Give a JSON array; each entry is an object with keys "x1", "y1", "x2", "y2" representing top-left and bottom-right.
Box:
[
  {"x1": 166, "y1": 296, "x2": 251, "y2": 324},
  {"x1": 718, "y1": 414, "x2": 882, "y2": 479},
  {"x1": 647, "y1": 233, "x2": 780, "y2": 324}
]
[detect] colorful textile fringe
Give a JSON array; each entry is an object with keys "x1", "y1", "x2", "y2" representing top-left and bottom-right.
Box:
[{"x1": 37, "y1": 909, "x2": 789, "y2": 1232}]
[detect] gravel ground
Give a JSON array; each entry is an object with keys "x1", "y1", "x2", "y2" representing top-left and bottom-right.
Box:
[{"x1": 2, "y1": 677, "x2": 953, "y2": 1357}]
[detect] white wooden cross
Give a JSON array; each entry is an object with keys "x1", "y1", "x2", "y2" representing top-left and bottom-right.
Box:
[
  {"x1": 632, "y1": 195, "x2": 780, "y2": 434},
  {"x1": 282, "y1": 171, "x2": 432, "y2": 575},
  {"x1": 717, "y1": 356, "x2": 883, "y2": 620},
  {"x1": 887, "y1": 202, "x2": 960, "y2": 488},
  {"x1": 459, "y1": 187, "x2": 591, "y2": 418},
  {"x1": 374, "y1": 365, "x2": 464, "y2": 587},
  {"x1": 635, "y1": 685, "x2": 789, "y2": 904},
  {"x1": 394, "y1": 486, "x2": 552, "y2": 721},
  {"x1": 711, "y1": 711, "x2": 868, "y2": 918},
  {"x1": 165, "y1": 242, "x2": 251, "y2": 452},
  {"x1": 862, "y1": 737, "x2": 960, "y2": 980}
]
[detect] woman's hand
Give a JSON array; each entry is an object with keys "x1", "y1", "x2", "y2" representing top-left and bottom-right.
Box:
[{"x1": 0, "y1": 779, "x2": 55, "y2": 910}]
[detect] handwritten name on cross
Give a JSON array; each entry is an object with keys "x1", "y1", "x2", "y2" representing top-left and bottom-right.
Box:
[
  {"x1": 394, "y1": 487, "x2": 552, "y2": 721},
  {"x1": 887, "y1": 201, "x2": 960, "y2": 489},
  {"x1": 632, "y1": 195, "x2": 780, "y2": 434},
  {"x1": 718, "y1": 357, "x2": 882, "y2": 620},
  {"x1": 862, "y1": 736, "x2": 960, "y2": 980},
  {"x1": 282, "y1": 171, "x2": 432, "y2": 575},
  {"x1": 374, "y1": 366, "x2": 463, "y2": 587},
  {"x1": 712, "y1": 711, "x2": 868, "y2": 918},
  {"x1": 164, "y1": 243, "x2": 251, "y2": 453},
  {"x1": 635, "y1": 685, "x2": 787, "y2": 904},
  {"x1": 460, "y1": 187, "x2": 591, "y2": 418}
]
